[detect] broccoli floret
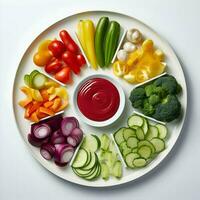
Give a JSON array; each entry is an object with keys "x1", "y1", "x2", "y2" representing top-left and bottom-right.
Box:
[
  {"x1": 152, "y1": 95, "x2": 181, "y2": 122},
  {"x1": 129, "y1": 87, "x2": 146, "y2": 108},
  {"x1": 153, "y1": 75, "x2": 181, "y2": 95},
  {"x1": 153, "y1": 86, "x2": 167, "y2": 98},
  {"x1": 145, "y1": 85, "x2": 155, "y2": 97},
  {"x1": 142, "y1": 100, "x2": 155, "y2": 115},
  {"x1": 148, "y1": 94, "x2": 160, "y2": 105}
]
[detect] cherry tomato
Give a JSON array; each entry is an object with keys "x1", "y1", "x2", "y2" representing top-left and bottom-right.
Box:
[
  {"x1": 76, "y1": 54, "x2": 86, "y2": 66},
  {"x1": 45, "y1": 58, "x2": 63, "y2": 74},
  {"x1": 62, "y1": 51, "x2": 80, "y2": 74},
  {"x1": 59, "y1": 30, "x2": 79, "y2": 54},
  {"x1": 33, "y1": 52, "x2": 52, "y2": 66},
  {"x1": 48, "y1": 40, "x2": 66, "y2": 58},
  {"x1": 55, "y1": 67, "x2": 72, "y2": 84}
]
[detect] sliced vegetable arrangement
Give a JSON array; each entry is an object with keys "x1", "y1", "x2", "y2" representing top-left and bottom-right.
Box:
[
  {"x1": 16, "y1": 14, "x2": 185, "y2": 184},
  {"x1": 18, "y1": 70, "x2": 68, "y2": 122},
  {"x1": 77, "y1": 17, "x2": 121, "y2": 69},
  {"x1": 114, "y1": 114, "x2": 167, "y2": 168},
  {"x1": 72, "y1": 134, "x2": 122, "y2": 180},
  {"x1": 28, "y1": 115, "x2": 83, "y2": 167},
  {"x1": 33, "y1": 30, "x2": 86, "y2": 84},
  {"x1": 113, "y1": 28, "x2": 166, "y2": 83},
  {"x1": 72, "y1": 135, "x2": 101, "y2": 180},
  {"x1": 99, "y1": 134, "x2": 122, "y2": 180},
  {"x1": 129, "y1": 74, "x2": 182, "y2": 122}
]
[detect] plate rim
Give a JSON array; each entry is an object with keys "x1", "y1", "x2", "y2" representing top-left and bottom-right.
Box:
[{"x1": 12, "y1": 9, "x2": 188, "y2": 188}]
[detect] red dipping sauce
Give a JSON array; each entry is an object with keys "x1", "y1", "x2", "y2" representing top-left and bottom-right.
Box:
[{"x1": 77, "y1": 78, "x2": 120, "y2": 121}]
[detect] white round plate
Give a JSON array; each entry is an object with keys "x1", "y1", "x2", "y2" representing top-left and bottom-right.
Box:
[{"x1": 13, "y1": 10, "x2": 187, "y2": 187}]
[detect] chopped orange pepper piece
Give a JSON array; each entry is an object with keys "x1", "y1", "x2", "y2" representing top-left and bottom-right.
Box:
[
  {"x1": 44, "y1": 101, "x2": 54, "y2": 108},
  {"x1": 51, "y1": 97, "x2": 61, "y2": 111},
  {"x1": 40, "y1": 89, "x2": 49, "y2": 102},
  {"x1": 29, "y1": 112, "x2": 39, "y2": 123},
  {"x1": 38, "y1": 107, "x2": 55, "y2": 116}
]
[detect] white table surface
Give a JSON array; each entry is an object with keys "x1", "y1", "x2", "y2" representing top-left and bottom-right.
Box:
[{"x1": 1, "y1": 0, "x2": 200, "y2": 199}]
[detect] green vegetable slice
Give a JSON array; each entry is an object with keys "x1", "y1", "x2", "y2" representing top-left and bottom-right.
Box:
[
  {"x1": 32, "y1": 73, "x2": 47, "y2": 89},
  {"x1": 101, "y1": 162, "x2": 109, "y2": 180},
  {"x1": 138, "y1": 140, "x2": 156, "y2": 154},
  {"x1": 123, "y1": 128, "x2": 136, "y2": 140},
  {"x1": 138, "y1": 146, "x2": 152, "y2": 159},
  {"x1": 146, "y1": 126, "x2": 159, "y2": 141},
  {"x1": 114, "y1": 128, "x2": 125, "y2": 145},
  {"x1": 133, "y1": 158, "x2": 147, "y2": 167},
  {"x1": 156, "y1": 124, "x2": 168, "y2": 139},
  {"x1": 72, "y1": 149, "x2": 88, "y2": 168},
  {"x1": 151, "y1": 138, "x2": 165, "y2": 153},
  {"x1": 136, "y1": 127, "x2": 145, "y2": 140},
  {"x1": 82, "y1": 135, "x2": 101, "y2": 152},
  {"x1": 125, "y1": 153, "x2": 140, "y2": 168},
  {"x1": 128, "y1": 115, "x2": 143, "y2": 127},
  {"x1": 127, "y1": 137, "x2": 138, "y2": 149},
  {"x1": 112, "y1": 161, "x2": 122, "y2": 178}
]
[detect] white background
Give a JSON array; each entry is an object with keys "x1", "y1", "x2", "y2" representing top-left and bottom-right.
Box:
[{"x1": 1, "y1": 0, "x2": 200, "y2": 199}]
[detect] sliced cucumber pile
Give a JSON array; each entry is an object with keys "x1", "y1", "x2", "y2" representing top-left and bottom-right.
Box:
[
  {"x1": 99, "y1": 134, "x2": 122, "y2": 180},
  {"x1": 24, "y1": 70, "x2": 47, "y2": 89},
  {"x1": 72, "y1": 135, "x2": 101, "y2": 180},
  {"x1": 114, "y1": 114, "x2": 168, "y2": 169}
]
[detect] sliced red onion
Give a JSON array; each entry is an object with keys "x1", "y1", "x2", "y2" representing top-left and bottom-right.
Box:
[
  {"x1": 31, "y1": 114, "x2": 63, "y2": 133},
  {"x1": 51, "y1": 129, "x2": 66, "y2": 144},
  {"x1": 61, "y1": 117, "x2": 79, "y2": 136},
  {"x1": 70, "y1": 128, "x2": 83, "y2": 143},
  {"x1": 40, "y1": 143, "x2": 55, "y2": 160},
  {"x1": 32, "y1": 124, "x2": 51, "y2": 139},
  {"x1": 54, "y1": 144, "x2": 74, "y2": 166},
  {"x1": 66, "y1": 136, "x2": 77, "y2": 147},
  {"x1": 28, "y1": 133, "x2": 49, "y2": 147}
]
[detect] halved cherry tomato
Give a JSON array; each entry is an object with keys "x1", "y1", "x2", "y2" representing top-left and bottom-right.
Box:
[
  {"x1": 59, "y1": 30, "x2": 79, "y2": 54},
  {"x1": 76, "y1": 54, "x2": 86, "y2": 67},
  {"x1": 48, "y1": 40, "x2": 66, "y2": 58},
  {"x1": 62, "y1": 51, "x2": 80, "y2": 74},
  {"x1": 54, "y1": 67, "x2": 72, "y2": 84},
  {"x1": 45, "y1": 58, "x2": 63, "y2": 74}
]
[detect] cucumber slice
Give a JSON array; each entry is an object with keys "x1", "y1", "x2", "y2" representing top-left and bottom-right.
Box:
[
  {"x1": 114, "y1": 128, "x2": 125, "y2": 145},
  {"x1": 101, "y1": 162, "x2": 109, "y2": 180},
  {"x1": 123, "y1": 128, "x2": 136, "y2": 140},
  {"x1": 112, "y1": 161, "x2": 122, "y2": 178},
  {"x1": 122, "y1": 148, "x2": 132, "y2": 156},
  {"x1": 142, "y1": 118, "x2": 148, "y2": 135},
  {"x1": 100, "y1": 134, "x2": 110, "y2": 150},
  {"x1": 138, "y1": 146, "x2": 152, "y2": 159},
  {"x1": 82, "y1": 152, "x2": 97, "y2": 170},
  {"x1": 73, "y1": 165, "x2": 96, "y2": 177},
  {"x1": 85, "y1": 164, "x2": 101, "y2": 180},
  {"x1": 120, "y1": 141, "x2": 128, "y2": 151},
  {"x1": 127, "y1": 137, "x2": 138, "y2": 149},
  {"x1": 133, "y1": 158, "x2": 147, "y2": 167},
  {"x1": 30, "y1": 70, "x2": 40, "y2": 80},
  {"x1": 128, "y1": 115, "x2": 143, "y2": 128},
  {"x1": 156, "y1": 124, "x2": 168, "y2": 139},
  {"x1": 24, "y1": 74, "x2": 31, "y2": 87},
  {"x1": 32, "y1": 73, "x2": 47, "y2": 89},
  {"x1": 82, "y1": 135, "x2": 100, "y2": 152},
  {"x1": 146, "y1": 126, "x2": 159, "y2": 141},
  {"x1": 136, "y1": 127, "x2": 145, "y2": 140},
  {"x1": 72, "y1": 149, "x2": 88, "y2": 168},
  {"x1": 151, "y1": 138, "x2": 165, "y2": 153},
  {"x1": 138, "y1": 140, "x2": 155, "y2": 154},
  {"x1": 125, "y1": 153, "x2": 140, "y2": 168}
]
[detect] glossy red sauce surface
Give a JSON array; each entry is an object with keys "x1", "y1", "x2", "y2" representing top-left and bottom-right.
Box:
[{"x1": 77, "y1": 78, "x2": 120, "y2": 121}]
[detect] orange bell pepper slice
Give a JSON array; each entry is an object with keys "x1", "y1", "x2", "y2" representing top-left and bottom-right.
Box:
[
  {"x1": 51, "y1": 97, "x2": 61, "y2": 111},
  {"x1": 56, "y1": 100, "x2": 68, "y2": 112},
  {"x1": 40, "y1": 89, "x2": 49, "y2": 102},
  {"x1": 38, "y1": 107, "x2": 55, "y2": 116},
  {"x1": 29, "y1": 112, "x2": 39, "y2": 123},
  {"x1": 44, "y1": 101, "x2": 54, "y2": 108}
]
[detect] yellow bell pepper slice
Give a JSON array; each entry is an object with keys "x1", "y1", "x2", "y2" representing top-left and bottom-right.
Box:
[
  {"x1": 123, "y1": 70, "x2": 137, "y2": 83},
  {"x1": 55, "y1": 87, "x2": 68, "y2": 100},
  {"x1": 31, "y1": 89, "x2": 43, "y2": 102},
  {"x1": 82, "y1": 20, "x2": 98, "y2": 69},
  {"x1": 113, "y1": 61, "x2": 129, "y2": 77}
]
